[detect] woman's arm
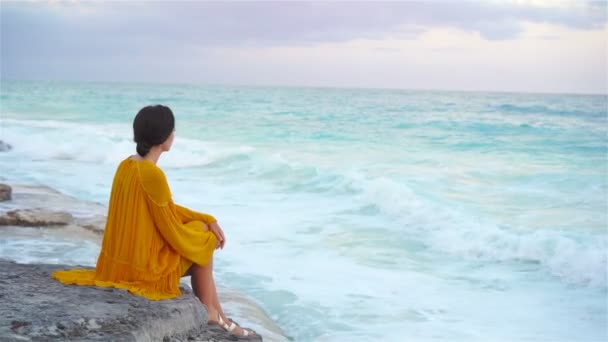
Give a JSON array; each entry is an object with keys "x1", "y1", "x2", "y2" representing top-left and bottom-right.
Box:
[
  {"x1": 150, "y1": 203, "x2": 219, "y2": 263},
  {"x1": 139, "y1": 165, "x2": 221, "y2": 260},
  {"x1": 174, "y1": 203, "x2": 225, "y2": 249},
  {"x1": 174, "y1": 204, "x2": 217, "y2": 225}
]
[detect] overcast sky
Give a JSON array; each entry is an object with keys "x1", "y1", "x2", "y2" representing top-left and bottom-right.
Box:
[{"x1": 1, "y1": 1, "x2": 606, "y2": 94}]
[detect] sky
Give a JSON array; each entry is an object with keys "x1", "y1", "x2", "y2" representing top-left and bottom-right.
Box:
[{"x1": 1, "y1": 1, "x2": 606, "y2": 94}]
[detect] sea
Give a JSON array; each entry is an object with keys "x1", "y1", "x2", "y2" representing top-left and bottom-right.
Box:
[{"x1": 0, "y1": 79, "x2": 606, "y2": 341}]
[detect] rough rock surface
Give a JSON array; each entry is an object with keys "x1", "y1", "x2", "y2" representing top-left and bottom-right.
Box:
[
  {"x1": 0, "y1": 259, "x2": 258, "y2": 341},
  {"x1": 0, "y1": 184, "x2": 11, "y2": 201}
]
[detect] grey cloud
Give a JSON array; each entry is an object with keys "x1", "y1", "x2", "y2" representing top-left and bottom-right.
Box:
[
  {"x1": 2, "y1": 1, "x2": 605, "y2": 70},
  {"x1": 2, "y1": 1, "x2": 606, "y2": 49},
  {"x1": 1, "y1": 1, "x2": 605, "y2": 89}
]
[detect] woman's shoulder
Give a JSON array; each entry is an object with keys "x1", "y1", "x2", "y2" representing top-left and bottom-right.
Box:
[
  {"x1": 140, "y1": 165, "x2": 167, "y2": 185},
  {"x1": 128, "y1": 158, "x2": 171, "y2": 202},
  {"x1": 109, "y1": 156, "x2": 171, "y2": 205},
  {"x1": 114, "y1": 156, "x2": 167, "y2": 186},
  {"x1": 123, "y1": 155, "x2": 164, "y2": 173}
]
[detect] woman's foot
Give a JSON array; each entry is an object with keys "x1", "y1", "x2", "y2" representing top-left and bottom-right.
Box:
[
  {"x1": 227, "y1": 318, "x2": 259, "y2": 337},
  {"x1": 207, "y1": 309, "x2": 261, "y2": 340}
]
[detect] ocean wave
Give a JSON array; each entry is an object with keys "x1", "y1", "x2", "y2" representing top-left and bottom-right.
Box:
[
  {"x1": 1, "y1": 118, "x2": 258, "y2": 168},
  {"x1": 293, "y1": 171, "x2": 608, "y2": 289},
  {"x1": 351, "y1": 177, "x2": 607, "y2": 289},
  {"x1": 238, "y1": 161, "x2": 608, "y2": 289}
]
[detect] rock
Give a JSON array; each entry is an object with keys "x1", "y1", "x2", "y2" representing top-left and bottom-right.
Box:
[
  {"x1": 0, "y1": 259, "x2": 252, "y2": 341},
  {"x1": 0, "y1": 208, "x2": 73, "y2": 226},
  {"x1": 77, "y1": 216, "x2": 107, "y2": 235},
  {"x1": 0, "y1": 184, "x2": 107, "y2": 233},
  {"x1": 0, "y1": 184, "x2": 11, "y2": 201},
  {"x1": 0, "y1": 140, "x2": 11, "y2": 152}
]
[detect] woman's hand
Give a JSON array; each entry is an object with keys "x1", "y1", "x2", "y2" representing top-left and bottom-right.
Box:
[{"x1": 209, "y1": 221, "x2": 225, "y2": 250}]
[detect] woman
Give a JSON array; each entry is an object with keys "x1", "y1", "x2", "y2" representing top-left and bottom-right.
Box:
[{"x1": 52, "y1": 105, "x2": 259, "y2": 340}]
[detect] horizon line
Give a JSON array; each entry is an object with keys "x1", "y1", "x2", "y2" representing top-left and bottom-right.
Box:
[{"x1": 1, "y1": 77, "x2": 606, "y2": 97}]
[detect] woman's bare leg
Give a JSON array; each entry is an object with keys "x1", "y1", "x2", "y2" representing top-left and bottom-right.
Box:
[
  {"x1": 209, "y1": 274, "x2": 225, "y2": 319},
  {"x1": 189, "y1": 259, "x2": 227, "y2": 319},
  {"x1": 188, "y1": 260, "x2": 252, "y2": 336}
]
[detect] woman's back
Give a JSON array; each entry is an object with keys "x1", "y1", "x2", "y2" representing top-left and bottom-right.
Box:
[{"x1": 53, "y1": 156, "x2": 218, "y2": 300}]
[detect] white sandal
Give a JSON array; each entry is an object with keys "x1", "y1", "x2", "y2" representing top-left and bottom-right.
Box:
[{"x1": 218, "y1": 316, "x2": 260, "y2": 340}]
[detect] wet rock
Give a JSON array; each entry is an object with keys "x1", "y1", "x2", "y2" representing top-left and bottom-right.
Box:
[
  {"x1": 0, "y1": 140, "x2": 11, "y2": 152},
  {"x1": 0, "y1": 208, "x2": 73, "y2": 226},
  {"x1": 0, "y1": 184, "x2": 11, "y2": 201},
  {"x1": 0, "y1": 183, "x2": 107, "y2": 235}
]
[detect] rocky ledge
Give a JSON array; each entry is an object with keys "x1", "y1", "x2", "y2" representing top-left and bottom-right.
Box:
[{"x1": 0, "y1": 259, "x2": 261, "y2": 342}]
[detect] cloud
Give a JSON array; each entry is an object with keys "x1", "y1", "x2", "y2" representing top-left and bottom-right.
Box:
[
  {"x1": 1, "y1": 1, "x2": 605, "y2": 94},
  {"x1": 2, "y1": 1, "x2": 606, "y2": 48}
]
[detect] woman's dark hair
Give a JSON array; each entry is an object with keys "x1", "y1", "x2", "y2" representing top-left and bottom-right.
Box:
[{"x1": 133, "y1": 105, "x2": 175, "y2": 157}]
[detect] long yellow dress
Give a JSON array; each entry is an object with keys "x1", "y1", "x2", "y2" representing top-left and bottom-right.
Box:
[{"x1": 52, "y1": 157, "x2": 218, "y2": 300}]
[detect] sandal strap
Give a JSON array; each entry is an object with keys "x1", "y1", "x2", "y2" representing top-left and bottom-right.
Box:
[
  {"x1": 217, "y1": 316, "x2": 230, "y2": 330},
  {"x1": 217, "y1": 315, "x2": 256, "y2": 338}
]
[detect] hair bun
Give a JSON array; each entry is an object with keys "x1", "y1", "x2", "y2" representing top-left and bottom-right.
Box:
[{"x1": 136, "y1": 141, "x2": 152, "y2": 157}]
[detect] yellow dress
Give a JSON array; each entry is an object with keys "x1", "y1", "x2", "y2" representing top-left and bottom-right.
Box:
[{"x1": 52, "y1": 157, "x2": 218, "y2": 300}]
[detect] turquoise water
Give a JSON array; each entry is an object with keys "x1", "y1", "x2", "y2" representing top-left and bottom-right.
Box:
[{"x1": 1, "y1": 80, "x2": 607, "y2": 341}]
